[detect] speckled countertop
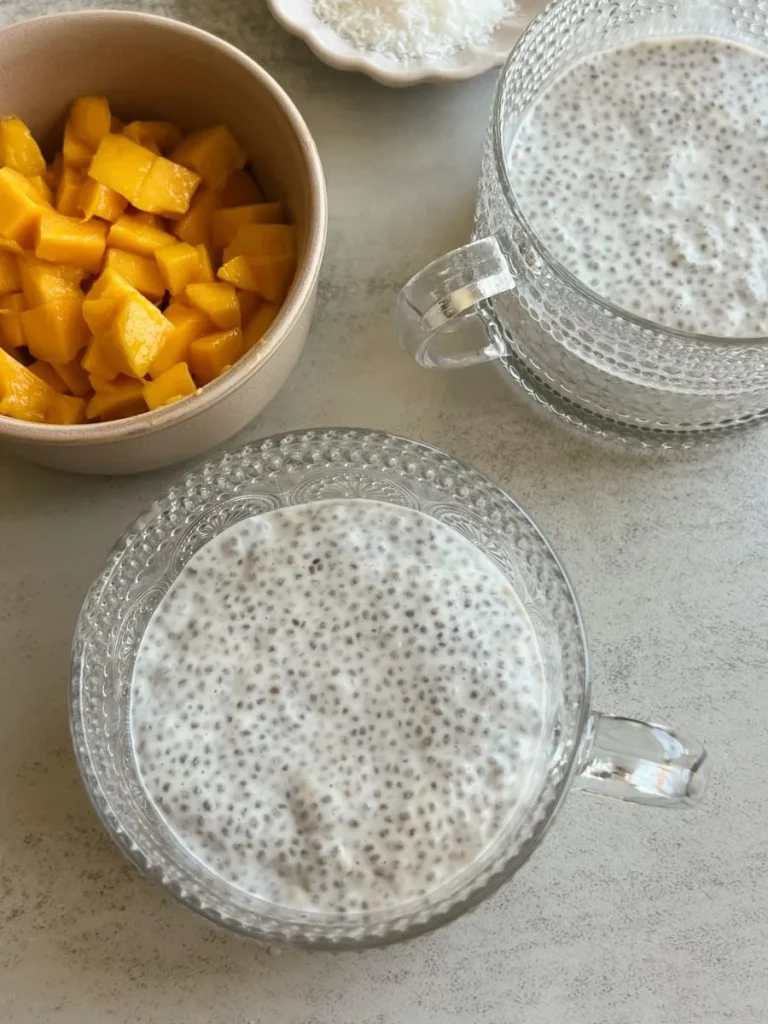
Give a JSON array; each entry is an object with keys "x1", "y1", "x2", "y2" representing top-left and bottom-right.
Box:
[{"x1": 1, "y1": 1, "x2": 766, "y2": 1021}]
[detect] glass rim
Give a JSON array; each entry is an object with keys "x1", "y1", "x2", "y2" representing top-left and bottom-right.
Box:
[
  {"x1": 68, "y1": 427, "x2": 592, "y2": 949},
  {"x1": 491, "y1": 0, "x2": 768, "y2": 348}
]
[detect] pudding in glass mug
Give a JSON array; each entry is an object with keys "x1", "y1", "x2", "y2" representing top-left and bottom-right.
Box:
[{"x1": 396, "y1": 0, "x2": 768, "y2": 445}]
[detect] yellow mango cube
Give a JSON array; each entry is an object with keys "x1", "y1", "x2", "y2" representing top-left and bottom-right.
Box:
[
  {"x1": 149, "y1": 302, "x2": 212, "y2": 378},
  {"x1": 210, "y1": 202, "x2": 286, "y2": 250},
  {"x1": 29, "y1": 359, "x2": 67, "y2": 393},
  {"x1": 0, "y1": 292, "x2": 27, "y2": 348},
  {"x1": 105, "y1": 294, "x2": 174, "y2": 378},
  {"x1": 243, "y1": 300, "x2": 279, "y2": 351},
  {"x1": 104, "y1": 248, "x2": 165, "y2": 301},
  {"x1": 217, "y1": 169, "x2": 263, "y2": 207},
  {"x1": 223, "y1": 223, "x2": 296, "y2": 263},
  {"x1": 171, "y1": 188, "x2": 220, "y2": 248},
  {"x1": 218, "y1": 253, "x2": 295, "y2": 303},
  {"x1": 88, "y1": 134, "x2": 156, "y2": 205},
  {"x1": 0, "y1": 236, "x2": 23, "y2": 256},
  {"x1": 62, "y1": 123, "x2": 93, "y2": 170},
  {"x1": 18, "y1": 255, "x2": 84, "y2": 307},
  {"x1": 35, "y1": 211, "x2": 107, "y2": 274},
  {"x1": 46, "y1": 391, "x2": 87, "y2": 424},
  {"x1": 81, "y1": 335, "x2": 120, "y2": 380},
  {"x1": 55, "y1": 167, "x2": 86, "y2": 217},
  {"x1": 155, "y1": 241, "x2": 201, "y2": 295},
  {"x1": 0, "y1": 251, "x2": 21, "y2": 296},
  {"x1": 0, "y1": 117, "x2": 46, "y2": 178},
  {"x1": 134, "y1": 156, "x2": 201, "y2": 217},
  {"x1": 21, "y1": 296, "x2": 90, "y2": 363},
  {"x1": 0, "y1": 347, "x2": 53, "y2": 421},
  {"x1": 107, "y1": 214, "x2": 175, "y2": 257},
  {"x1": 188, "y1": 327, "x2": 244, "y2": 385},
  {"x1": 131, "y1": 211, "x2": 164, "y2": 228},
  {"x1": 143, "y1": 361, "x2": 197, "y2": 410},
  {"x1": 195, "y1": 243, "x2": 215, "y2": 283},
  {"x1": 78, "y1": 178, "x2": 128, "y2": 222},
  {"x1": 185, "y1": 281, "x2": 240, "y2": 330},
  {"x1": 86, "y1": 374, "x2": 146, "y2": 420},
  {"x1": 124, "y1": 121, "x2": 183, "y2": 156},
  {"x1": 69, "y1": 96, "x2": 112, "y2": 151},
  {"x1": 171, "y1": 125, "x2": 246, "y2": 190},
  {"x1": 0, "y1": 167, "x2": 47, "y2": 248},
  {"x1": 52, "y1": 356, "x2": 91, "y2": 396},
  {"x1": 28, "y1": 175, "x2": 53, "y2": 205}
]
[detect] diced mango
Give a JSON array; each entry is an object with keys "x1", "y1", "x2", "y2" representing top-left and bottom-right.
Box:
[
  {"x1": 148, "y1": 302, "x2": 211, "y2": 378},
  {"x1": 107, "y1": 214, "x2": 175, "y2": 257},
  {"x1": 62, "y1": 123, "x2": 93, "y2": 170},
  {"x1": 134, "y1": 156, "x2": 201, "y2": 217},
  {"x1": 171, "y1": 125, "x2": 245, "y2": 190},
  {"x1": 0, "y1": 251, "x2": 21, "y2": 296},
  {"x1": 52, "y1": 356, "x2": 91, "y2": 396},
  {"x1": 0, "y1": 117, "x2": 46, "y2": 177},
  {"x1": 29, "y1": 359, "x2": 67, "y2": 392},
  {"x1": 185, "y1": 281, "x2": 240, "y2": 330},
  {"x1": 81, "y1": 335, "x2": 120, "y2": 380},
  {"x1": 28, "y1": 175, "x2": 53, "y2": 205},
  {"x1": 237, "y1": 289, "x2": 260, "y2": 324},
  {"x1": 46, "y1": 391, "x2": 87, "y2": 424},
  {"x1": 18, "y1": 255, "x2": 84, "y2": 307},
  {"x1": 0, "y1": 292, "x2": 26, "y2": 349},
  {"x1": 243, "y1": 300, "x2": 279, "y2": 351},
  {"x1": 21, "y1": 296, "x2": 90, "y2": 363},
  {"x1": 45, "y1": 153, "x2": 64, "y2": 192},
  {"x1": 217, "y1": 169, "x2": 263, "y2": 207},
  {"x1": 218, "y1": 253, "x2": 295, "y2": 303},
  {"x1": 78, "y1": 178, "x2": 128, "y2": 222},
  {"x1": 83, "y1": 268, "x2": 138, "y2": 334},
  {"x1": 69, "y1": 96, "x2": 112, "y2": 151},
  {"x1": 0, "y1": 347, "x2": 54, "y2": 421},
  {"x1": 55, "y1": 167, "x2": 86, "y2": 217},
  {"x1": 210, "y1": 202, "x2": 285, "y2": 250},
  {"x1": 0, "y1": 167, "x2": 47, "y2": 248},
  {"x1": 87, "y1": 267, "x2": 138, "y2": 303},
  {"x1": 104, "y1": 294, "x2": 174, "y2": 378},
  {"x1": 86, "y1": 374, "x2": 146, "y2": 420},
  {"x1": 188, "y1": 327, "x2": 244, "y2": 385},
  {"x1": 143, "y1": 361, "x2": 197, "y2": 410},
  {"x1": 155, "y1": 241, "x2": 201, "y2": 295},
  {"x1": 0, "y1": 236, "x2": 23, "y2": 256},
  {"x1": 88, "y1": 134, "x2": 156, "y2": 205},
  {"x1": 124, "y1": 121, "x2": 183, "y2": 156},
  {"x1": 36, "y1": 211, "x2": 107, "y2": 274},
  {"x1": 104, "y1": 248, "x2": 165, "y2": 301},
  {"x1": 195, "y1": 243, "x2": 215, "y2": 283},
  {"x1": 223, "y1": 223, "x2": 296, "y2": 262},
  {"x1": 130, "y1": 211, "x2": 163, "y2": 228},
  {"x1": 171, "y1": 188, "x2": 220, "y2": 248}
]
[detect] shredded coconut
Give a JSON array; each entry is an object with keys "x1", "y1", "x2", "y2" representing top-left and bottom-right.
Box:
[{"x1": 313, "y1": 0, "x2": 515, "y2": 60}]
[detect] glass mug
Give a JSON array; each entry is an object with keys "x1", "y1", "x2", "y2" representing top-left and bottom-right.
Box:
[
  {"x1": 71, "y1": 429, "x2": 707, "y2": 949},
  {"x1": 396, "y1": 0, "x2": 768, "y2": 448}
]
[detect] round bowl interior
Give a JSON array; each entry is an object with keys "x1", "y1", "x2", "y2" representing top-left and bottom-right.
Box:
[
  {"x1": 71, "y1": 427, "x2": 588, "y2": 949},
  {"x1": 0, "y1": 12, "x2": 326, "y2": 470}
]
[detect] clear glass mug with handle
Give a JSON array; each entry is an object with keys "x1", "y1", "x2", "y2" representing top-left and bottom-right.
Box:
[
  {"x1": 71, "y1": 429, "x2": 708, "y2": 950},
  {"x1": 395, "y1": 0, "x2": 768, "y2": 448}
]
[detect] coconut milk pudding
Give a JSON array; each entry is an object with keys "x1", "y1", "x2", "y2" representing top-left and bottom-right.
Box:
[
  {"x1": 130, "y1": 499, "x2": 547, "y2": 914},
  {"x1": 508, "y1": 37, "x2": 768, "y2": 337}
]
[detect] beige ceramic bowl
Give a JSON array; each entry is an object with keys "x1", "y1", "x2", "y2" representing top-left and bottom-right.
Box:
[{"x1": 0, "y1": 11, "x2": 327, "y2": 474}]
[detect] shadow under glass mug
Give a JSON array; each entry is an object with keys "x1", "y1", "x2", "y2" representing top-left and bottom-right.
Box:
[
  {"x1": 396, "y1": 0, "x2": 768, "y2": 448},
  {"x1": 71, "y1": 430, "x2": 708, "y2": 949}
]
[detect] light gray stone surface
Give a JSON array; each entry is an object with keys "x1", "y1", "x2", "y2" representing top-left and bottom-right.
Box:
[{"x1": 1, "y1": 2, "x2": 766, "y2": 1021}]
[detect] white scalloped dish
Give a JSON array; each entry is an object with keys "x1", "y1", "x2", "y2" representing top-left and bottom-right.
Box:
[{"x1": 266, "y1": 0, "x2": 544, "y2": 85}]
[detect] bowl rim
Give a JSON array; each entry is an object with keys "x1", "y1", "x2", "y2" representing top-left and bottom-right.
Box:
[{"x1": 0, "y1": 9, "x2": 328, "y2": 448}]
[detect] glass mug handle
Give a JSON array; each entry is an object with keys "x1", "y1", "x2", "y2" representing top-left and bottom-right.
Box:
[
  {"x1": 395, "y1": 237, "x2": 516, "y2": 369},
  {"x1": 574, "y1": 714, "x2": 708, "y2": 808}
]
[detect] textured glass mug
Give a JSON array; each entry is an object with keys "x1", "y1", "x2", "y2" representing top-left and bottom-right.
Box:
[
  {"x1": 70, "y1": 430, "x2": 707, "y2": 949},
  {"x1": 396, "y1": 0, "x2": 768, "y2": 447}
]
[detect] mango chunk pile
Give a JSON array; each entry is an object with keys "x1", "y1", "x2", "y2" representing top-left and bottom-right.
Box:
[{"x1": 0, "y1": 98, "x2": 295, "y2": 425}]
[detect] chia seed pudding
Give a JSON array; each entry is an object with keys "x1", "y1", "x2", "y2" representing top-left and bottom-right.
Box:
[
  {"x1": 130, "y1": 499, "x2": 547, "y2": 914},
  {"x1": 508, "y1": 37, "x2": 768, "y2": 337}
]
